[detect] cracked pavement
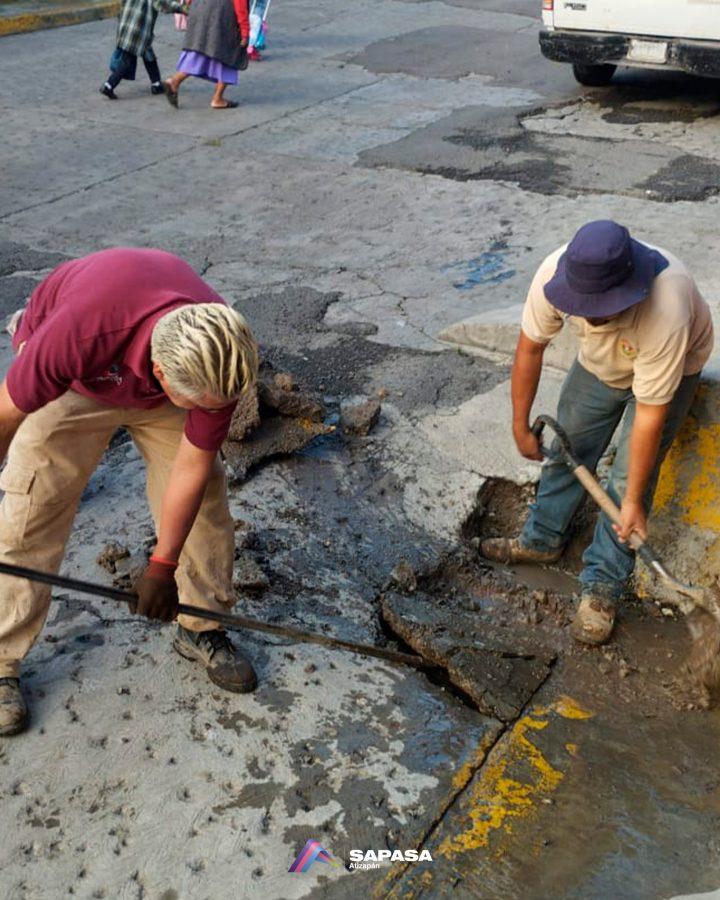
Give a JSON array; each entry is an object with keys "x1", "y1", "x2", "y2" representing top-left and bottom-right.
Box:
[{"x1": 2, "y1": 1, "x2": 720, "y2": 898}]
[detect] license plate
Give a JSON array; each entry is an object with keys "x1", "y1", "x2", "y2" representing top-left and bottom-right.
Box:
[{"x1": 627, "y1": 39, "x2": 668, "y2": 64}]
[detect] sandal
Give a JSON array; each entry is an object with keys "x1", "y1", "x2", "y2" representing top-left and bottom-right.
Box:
[
  {"x1": 211, "y1": 100, "x2": 239, "y2": 109},
  {"x1": 163, "y1": 80, "x2": 179, "y2": 109}
]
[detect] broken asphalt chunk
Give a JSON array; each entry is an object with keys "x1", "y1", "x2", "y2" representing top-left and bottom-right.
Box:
[
  {"x1": 381, "y1": 591, "x2": 555, "y2": 721},
  {"x1": 340, "y1": 398, "x2": 381, "y2": 436},
  {"x1": 223, "y1": 363, "x2": 332, "y2": 482}
]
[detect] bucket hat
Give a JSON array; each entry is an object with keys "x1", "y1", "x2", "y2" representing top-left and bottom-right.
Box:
[{"x1": 544, "y1": 220, "x2": 668, "y2": 317}]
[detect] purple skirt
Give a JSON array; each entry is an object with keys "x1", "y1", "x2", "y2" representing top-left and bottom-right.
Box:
[{"x1": 177, "y1": 50, "x2": 238, "y2": 85}]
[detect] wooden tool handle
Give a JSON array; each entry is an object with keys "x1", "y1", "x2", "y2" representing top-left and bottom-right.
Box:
[{"x1": 573, "y1": 464, "x2": 644, "y2": 552}]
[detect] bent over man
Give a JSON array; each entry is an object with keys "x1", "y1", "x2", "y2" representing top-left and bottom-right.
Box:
[
  {"x1": 482, "y1": 220, "x2": 713, "y2": 646},
  {"x1": 0, "y1": 248, "x2": 259, "y2": 736}
]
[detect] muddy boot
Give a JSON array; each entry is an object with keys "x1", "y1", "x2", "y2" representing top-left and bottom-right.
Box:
[
  {"x1": 571, "y1": 595, "x2": 616, "y2": 645},
  {"x1": 173, "y1": 626, "x2": 257, "y2": 693},
  {"x1": 480, "y1": 537, "x2": 563, "y2": 565},
  {"x1": 0, "y1": 678, "x2": 28, "y2": 736}
]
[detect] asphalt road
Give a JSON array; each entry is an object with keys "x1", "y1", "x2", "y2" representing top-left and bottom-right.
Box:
[{"x1": 1, "y1": 2, "x2": 720, "y2": 898}]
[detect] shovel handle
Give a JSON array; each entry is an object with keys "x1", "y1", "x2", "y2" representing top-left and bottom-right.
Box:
[
  {"x1": 530, "y1": 415, "x2": 660, "y2": 567},
  {"x1": 531, "y1": 415, "x2": 720, "y2": 620}
]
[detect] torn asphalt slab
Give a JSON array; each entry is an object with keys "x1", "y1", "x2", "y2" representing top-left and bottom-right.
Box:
[{"x1": 381, "y1": 590, "x2": 555, "y2": 721}]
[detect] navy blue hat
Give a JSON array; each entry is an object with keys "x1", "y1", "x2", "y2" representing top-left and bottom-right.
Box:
[{"x1": 544, "y1": 220, "x2": 669, "y2": 317}]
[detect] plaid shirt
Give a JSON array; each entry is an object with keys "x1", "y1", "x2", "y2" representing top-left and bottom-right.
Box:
[{"x1": 117, "y1": 0, "x2": 187, "y2": 56}]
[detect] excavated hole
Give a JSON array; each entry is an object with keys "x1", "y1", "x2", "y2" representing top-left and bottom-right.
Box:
[
  {"x1": 461, "y1": 477, "x2": 535, "y2": 546},
  {"x1": 462, "y1": 476, "x2": 597, "y2": 575}
]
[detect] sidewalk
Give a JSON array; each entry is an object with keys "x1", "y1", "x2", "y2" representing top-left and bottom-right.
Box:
[{"x1": 0, "y1": 0, "x2": 118, "y2": 36}]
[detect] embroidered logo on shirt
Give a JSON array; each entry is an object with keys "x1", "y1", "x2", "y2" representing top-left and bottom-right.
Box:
[
  {"x1": 619, "y1": 339, "x2": 637, "y2": 359},
  {"x1": 87, "y1": 364, "x2": 124, "y2": 386}
]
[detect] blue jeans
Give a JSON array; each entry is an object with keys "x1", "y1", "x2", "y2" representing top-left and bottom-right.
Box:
[{"x1": 521, "y1": 359, "x2": 700, "y2": 600}]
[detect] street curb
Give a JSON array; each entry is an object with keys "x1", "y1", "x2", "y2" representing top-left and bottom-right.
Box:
[
  {"x1": 0, "y1": 1, "x2": 119, "y2": 37},
  {"x1": 646, "y1": 377, "x2": 720, "y2": 589}
]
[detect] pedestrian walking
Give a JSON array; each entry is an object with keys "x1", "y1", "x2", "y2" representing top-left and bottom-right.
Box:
[
  {"x1": 164, "y1": 0, "x2": 250, "y2": 110},
  {"x1": 480, "y1": 220, "x2": 713, "y2": 646},
  {"x1": 248, "y1": 0, "x2": 271, "y2": 61},
  {"x1": 0, "y1": 248, "x2": 260, "y2": 737},
  {"x1": 101, "y1": 0, "x2": 189, "y2": 100}
]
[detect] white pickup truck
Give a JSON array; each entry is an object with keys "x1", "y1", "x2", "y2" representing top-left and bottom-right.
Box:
[{"x1": 540, "y1": 0, "x2": 720, "y2": 86}]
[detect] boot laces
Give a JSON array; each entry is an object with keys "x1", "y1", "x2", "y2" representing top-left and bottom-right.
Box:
[{"x1": 201, "y1": 629, "x2": 233, "y2": 659}]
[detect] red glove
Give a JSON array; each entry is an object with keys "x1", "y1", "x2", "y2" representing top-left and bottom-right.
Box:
[{"x1": 132, "y1": 556, "x2": 179, "y2": 622}]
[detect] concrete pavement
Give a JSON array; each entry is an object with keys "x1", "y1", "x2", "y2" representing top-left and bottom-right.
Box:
[{"x1": 2, "y1": 1, "x2": 720, "y2": 897}]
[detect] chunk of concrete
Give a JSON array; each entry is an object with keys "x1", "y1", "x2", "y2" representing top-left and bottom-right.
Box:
[
  {"x1": 223, "y1": 364, "x2": 331, "y2": 482},
  {"x1": 381, "y1": 590, "x2": 555, "y2": 721},
  {"x1": 341, "y1": 398, "x2": 381, "y2": 436},
  {"x1": 223, "y1": 417, "x2": 333, "y2": 483},
  {"x1": 258, "y1": 377, "x2": 324, "y2": 422}
]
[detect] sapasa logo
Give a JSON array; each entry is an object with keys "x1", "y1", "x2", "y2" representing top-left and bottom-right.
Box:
[{"x1": 620, "y1": 338, "x2": 637, "y2": 359}]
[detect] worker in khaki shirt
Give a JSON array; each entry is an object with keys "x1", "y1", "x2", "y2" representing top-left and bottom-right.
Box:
[
  {"x1": 482, "y1": 220, "x2": 713, "y2": 645},
  {"x1": 0, "y1": 248, "x2": 260, "y2": 737}
]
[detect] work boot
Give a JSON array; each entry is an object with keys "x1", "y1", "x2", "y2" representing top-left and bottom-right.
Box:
[
  {"x1": 173, "y1": 627, "x2": 257, "y2": 693},
  {"x1": 571, "y1": 595, "x2": 616, "y2": 645},
  {"x1": 0, "y1": 678, "x2": 28, "y2": 736},
  {"x1": 480, "y1": 537, "x2": 563, "y2": 565}
]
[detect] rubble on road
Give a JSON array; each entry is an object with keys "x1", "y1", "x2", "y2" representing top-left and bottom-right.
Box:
[
  {"x1": 386, "y1": 558, "x2": 418, "y2": 593},
  {"x1": 96, "y1": 542, "x2": 130, "y2": 574},
  {"x1": 233, "y1": 555, "x2": 269, "y2": 593},
  {"x1": 222, "y1": 362, "x2": 333, "y2": 482},
  {"x1": 381, "y1": 590, "x2": 555, "y2": 722},
  {"x1": 340, "y1": 398, "x2": 381, "y2": 436}
]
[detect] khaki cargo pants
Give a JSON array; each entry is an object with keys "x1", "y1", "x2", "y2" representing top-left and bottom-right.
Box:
[{"x1": 0, "y1": 391, "x2": 235, "y2": 678}]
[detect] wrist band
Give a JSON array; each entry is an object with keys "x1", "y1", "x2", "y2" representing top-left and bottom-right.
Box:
[{"x1": 150, "y1": 554, "x2": 179, "y2": 568}]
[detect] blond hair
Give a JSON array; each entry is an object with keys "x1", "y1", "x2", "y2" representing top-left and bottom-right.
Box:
[{"x1": 151, "y1": 304, "x2": 259, "y2": 402}]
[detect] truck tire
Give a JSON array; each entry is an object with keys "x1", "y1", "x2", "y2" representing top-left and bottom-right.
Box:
[{"x1": 572, "y1": 63, "x2": 617, "y2": 86}]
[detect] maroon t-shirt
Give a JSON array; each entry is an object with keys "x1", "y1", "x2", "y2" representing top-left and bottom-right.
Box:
[{"x1": 6, "y1": 248, "x2": 237, "y2": 452}]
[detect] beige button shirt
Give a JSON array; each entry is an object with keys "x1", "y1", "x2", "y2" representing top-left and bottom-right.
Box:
[{"x1": 521, "y1": 245, "x2": 714, "y2": 405}]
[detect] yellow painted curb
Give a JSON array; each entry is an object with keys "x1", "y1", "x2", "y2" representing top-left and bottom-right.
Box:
[
  {"x1": 647, "y1": 378, "x2": 720, "y2": 588},
  {"x1": 0, "y1": 2, "x2": 119, "y2": 37}
]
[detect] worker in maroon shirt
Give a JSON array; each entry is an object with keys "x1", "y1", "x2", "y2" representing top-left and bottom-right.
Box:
[{"x1": 0, "y1": 248, "x2": 260, "y2": 736}]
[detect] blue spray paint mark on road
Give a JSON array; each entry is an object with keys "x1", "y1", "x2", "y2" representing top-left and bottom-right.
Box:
[{"x1": 442, "y1": 251, "x2": 516, "y2": 291}]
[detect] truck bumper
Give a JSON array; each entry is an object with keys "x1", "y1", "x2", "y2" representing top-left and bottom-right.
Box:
[{"x1": 539, "y1": 28, "x2": 720, "y2": 79}]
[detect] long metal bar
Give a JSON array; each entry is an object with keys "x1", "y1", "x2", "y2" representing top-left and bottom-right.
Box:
[{"x1": 0, "y1": 561, "x2": 436, "y2": 672}]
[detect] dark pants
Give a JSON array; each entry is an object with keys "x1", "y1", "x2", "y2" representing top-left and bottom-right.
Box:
[
  {"x1": 521, "y1": 359, "x2": 700, "y2": 600},
  {"x1": 107, "y1": 47, "x2": 161, "y2": 89}
]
